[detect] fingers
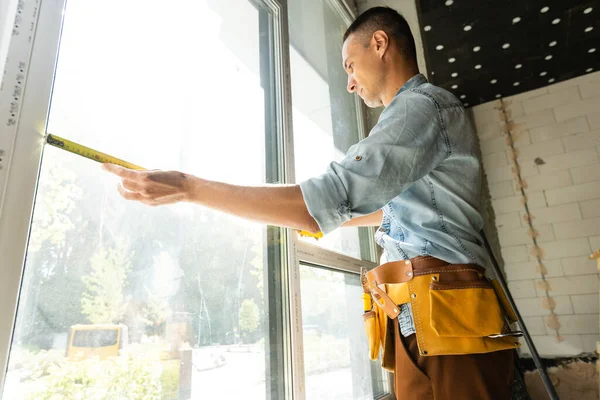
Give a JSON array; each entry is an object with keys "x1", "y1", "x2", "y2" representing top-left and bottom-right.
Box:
[
  {"x1": 102, "y1": 163, "x2": 139, "y2": 180},
  {"x1": 119, "y1": 180, "x2": 178, "y2": 198},
  {"x1": 104, "y1": 164, "x2": 183, "y2": 189},
  {"x1": 120, "y1": 178, "x2": 175, "y2": 196},
  {"x1": 117, "y1": 184, "x2": 184, "y2": 206},
  {"x1": 117, "y1": 184, "x2": 146, "y2": 201},
  {"x1": 120, "y1": 179, "x2": 145, "y2": 193}
]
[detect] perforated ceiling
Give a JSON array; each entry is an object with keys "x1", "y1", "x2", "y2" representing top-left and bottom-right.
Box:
[{"x1": 416, "y1": 0, "x2": 599, "y2": 107}]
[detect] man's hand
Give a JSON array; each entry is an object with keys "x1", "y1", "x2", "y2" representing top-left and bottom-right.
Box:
[{"x1": 102, "y1": 164, "x2": 195, "y2": 206}]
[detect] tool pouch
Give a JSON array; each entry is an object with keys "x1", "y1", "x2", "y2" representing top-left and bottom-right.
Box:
[
  {"x1": 363, "y1": 310, "x2": 380, "y2": 360},
  {"x1": 429, "y1": 279, "x2": 505, "y2": 337},
  {"x1": 362, "y1": 286, "x2": 396, "y2": 371},
  {"x1": 362, "y1": 257, "x2": 520, "y2": 370}
]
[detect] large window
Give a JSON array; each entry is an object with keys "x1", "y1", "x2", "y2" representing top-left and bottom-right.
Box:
[
  {"x1": 3, "y1": 0, "x2": 278, "y2": 398},
  {"x1": 0, "y1": 0, "x2": 393, "y2": 398}
]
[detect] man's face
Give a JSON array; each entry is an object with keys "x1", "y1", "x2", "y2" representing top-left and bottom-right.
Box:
[{"x1": 342, "y1": 33, "x2": 385, "y2": 108}]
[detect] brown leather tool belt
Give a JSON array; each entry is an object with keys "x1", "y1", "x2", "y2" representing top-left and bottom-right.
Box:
[
  {"x1": 361, "y1": 256, "x2": 521, "y2": 363},
  {"x1": 362, "y1": 256, "x2": 486, "y2": 319}
]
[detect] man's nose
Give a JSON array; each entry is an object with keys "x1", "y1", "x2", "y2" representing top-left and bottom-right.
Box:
[{"x1": 347, "y1": 76, "x2": 356, "y2": 93}]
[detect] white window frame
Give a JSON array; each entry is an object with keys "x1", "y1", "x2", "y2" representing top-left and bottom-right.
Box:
[
  {"x1": 0, "y1": 0, "x2": 393, "y2": 398},
  {"x1": 0, "y1": 0, "x2": 67, "y2": 390}
]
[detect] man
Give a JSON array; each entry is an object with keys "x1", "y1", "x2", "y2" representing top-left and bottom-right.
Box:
[{"x1": 103, "y1": 6, "x2": 514, "y2": 399}]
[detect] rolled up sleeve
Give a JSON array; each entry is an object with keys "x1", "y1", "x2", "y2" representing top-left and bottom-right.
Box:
[{"x1": 299, "y1": 91, "x2": 450, "y2": 235}]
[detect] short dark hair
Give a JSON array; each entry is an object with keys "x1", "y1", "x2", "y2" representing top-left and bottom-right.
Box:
[{"x1": 343, "y1": 7, "x2": 417, "y2": 64}]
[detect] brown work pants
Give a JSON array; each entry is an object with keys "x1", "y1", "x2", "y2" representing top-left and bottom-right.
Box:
[{"x1": 393, "y1": 322, "x2": 514, "y2": 399}]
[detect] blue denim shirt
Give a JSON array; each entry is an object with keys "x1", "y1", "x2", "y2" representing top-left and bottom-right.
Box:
[
  {"x1": 299, "y1": 74, "x2": 491, "y2": 336},
  {"x1": 299, "y1": 73, "x2": 491, "y2": 272}
]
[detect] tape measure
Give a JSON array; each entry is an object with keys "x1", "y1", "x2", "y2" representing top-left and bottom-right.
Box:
[{"x1": 45, "y1": 134, "x2": 145, "y2": 170}]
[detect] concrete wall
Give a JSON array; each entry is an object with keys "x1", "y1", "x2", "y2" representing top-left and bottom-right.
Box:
[{"x1": 471, "y1": 71, "x2": 600, "y2": 357}]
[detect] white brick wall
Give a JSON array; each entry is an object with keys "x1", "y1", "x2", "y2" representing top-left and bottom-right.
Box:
[
  {"x1": 495, "y1": 212, "x2": 522, "y2": 229},
  {"x1": 522, "y1": 86, "x2": 581, "y2": 115},
  {"x1": 528, "y1": 238, "x2": 592, "y2": 260},
  {"x1": 562, "y1": 256, "x2": 598, "y2": 276},
  {"x1": 571, "y1": 164, "x2": 600, "y2": 185},
  {"x1": 590, "y1": 236, "x2": 600, "y2": 250},
  {"x1": 489, "y1": 181, "x2": 515, "y2": 199},
  {"x1": 546, "y1": 314, "x2": 599, "y2": 335},
  {"x1": 508, "y1": 280, "x2": 538, "y2": 299},
  {"x1": 519, "y1": 335, "x2": 592, "y2": 356},
  {"x1": 534, "y1": 275, "x2": 598, "y2": 296},
  {"x1": 501, "y1": 245, "x2": 529, "y2": 263},
  {"x1": 503, "y1": 260, "x2": 562, "y2": 281},
  {"x1": 537, "y1": 148, "x2": 599, "y2": 173},
  {"x1": 519, "y1": 203, "x2": 581, "y2": 225},
  {"x1": 545, "y1": 181, "x2": 600, "y2": 205},
  {"x1": 491, "y1": 192, "x2": 546, "y2": 214},
  {"x1": 562, "y1": 130, "x2": 600, "y2": 152},
  {"x1": 486, "y1": 163, "x2": 539, "y2": 184},
  {"x1": 589, "y1": 113, "x2": 600, "y2": 130},
  {"x1": 521, "y1": 316, "x2": 547, "y2": 335},
  {"x1": 515, "y1": 295, "x2": 573, "y2": 316},
  {"x1": 497, "y1": 224, "x2": 555, "y2": 247},
  {"x1": 516, "y1": 139, "x2": 565, "y2": 160},
  {"x1": 580, "y1": 77, "x2": 600, "y2": 99},
  {"x1": 554, "y1": 217, "x2": 600, "y2": 240},
  {"x1": 523, "y1": 170, "x2": 573, "y2": 192},
  {"x1": 571, "y1": 294, "x2": 599, "y2": 314},
  {"x1": 554, "y1": 96, "x2": 600, "y2": 122},
  {"x1": 529, "y1": 116, "x2": 589, "y2": 143},
  {"x1": 473, "y1": 71, "x2": 600, "y2": 357},
  {"x1": 581, "y1": 199, "x2": 600, "y2": 218}
]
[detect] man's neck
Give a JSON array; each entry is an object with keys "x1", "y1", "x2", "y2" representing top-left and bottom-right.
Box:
[{"x1": 382, "y1": 67, "x2": 420, "y2": 107}]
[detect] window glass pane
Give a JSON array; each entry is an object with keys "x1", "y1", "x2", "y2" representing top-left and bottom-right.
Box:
[
  {"x1": 288, "y1": 0, "x2": 363, "y2": 260},
  {"x1": 299, "y1": 264, "x2": 389, "y2": 399},
  {"x1": 3, "y1": 1, "x2": 277, "y2": 399}
]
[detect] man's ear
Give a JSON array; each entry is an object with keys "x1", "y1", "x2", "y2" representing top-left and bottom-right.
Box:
[{"x1": 372, "y1": 30, "x2": 389, "y2": 58}]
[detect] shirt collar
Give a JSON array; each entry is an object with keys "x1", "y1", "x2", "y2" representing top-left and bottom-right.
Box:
[{"x1": 396, "y1": 73, "x2": 427, "y2": 95}]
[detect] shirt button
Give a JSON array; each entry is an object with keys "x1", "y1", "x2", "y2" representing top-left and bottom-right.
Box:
[{"x1": 355, "y1": 155, "x2": 362, "y2": 161}]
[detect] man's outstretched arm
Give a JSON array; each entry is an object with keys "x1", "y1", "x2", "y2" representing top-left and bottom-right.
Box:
[{"x1": 102, "y1": 164, "x2": 320, "y2": 234}]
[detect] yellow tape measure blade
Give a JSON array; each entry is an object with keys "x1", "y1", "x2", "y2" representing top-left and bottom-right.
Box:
[
  {"x1": 297, "y1": 230, "x2": 324, "y2": 239},
  {"x1": 45, "y1": 134, "x2": 145, "y2": 170}
]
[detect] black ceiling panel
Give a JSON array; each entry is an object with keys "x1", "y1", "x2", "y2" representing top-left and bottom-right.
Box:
[{"x1": 416, "y1": 0, "x2": 600, "y2": 107}]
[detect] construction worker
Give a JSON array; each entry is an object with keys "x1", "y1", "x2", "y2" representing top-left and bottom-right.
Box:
[{"x1": 103, "y1": 6, "x2": 514, "y2": 399}]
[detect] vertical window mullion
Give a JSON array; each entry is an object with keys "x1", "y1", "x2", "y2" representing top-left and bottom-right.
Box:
[
  {"x1": 260, "y1": 0, "x2": 301, "y2": 399},
  {"x1": 258, "y1": 1, "x2": 293, "y2": 399}
]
